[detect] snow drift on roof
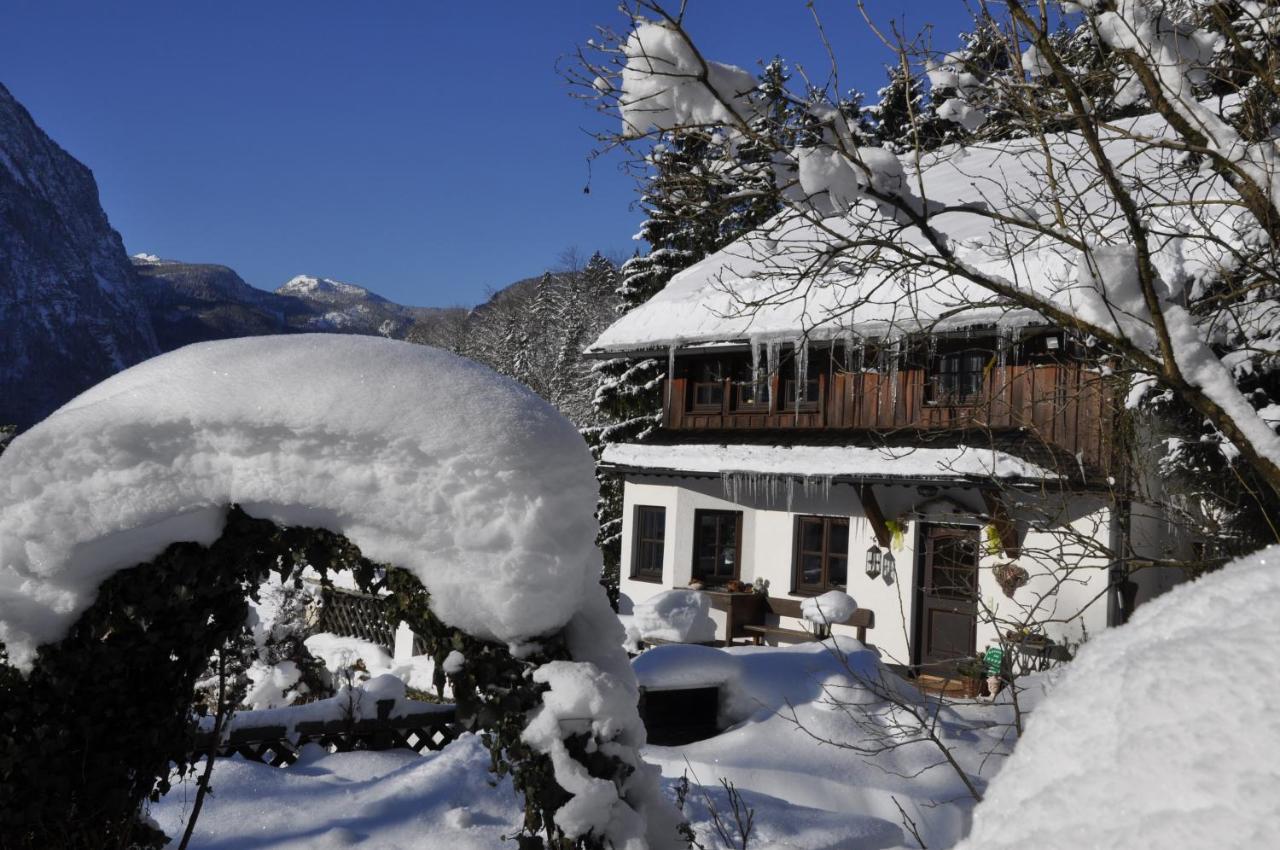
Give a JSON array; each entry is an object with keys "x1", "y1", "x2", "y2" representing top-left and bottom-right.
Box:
[
  {"x1": 0, "y1": 335, "x2": 601, "y2": 670},
  {"x1": 587, "y1": 111, "x2": 1233, "y2": 354},
  {"x1": 954, "y1": 543, "x2": 1280, "y2": 850},
  {"x1": 601, "y1": 441, "x2": 1056, "y2": 481}
]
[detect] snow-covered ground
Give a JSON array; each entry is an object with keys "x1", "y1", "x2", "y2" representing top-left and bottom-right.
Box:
[
  {"x1": 152, "y1": 735, "x2": 520, "y2": 850},
  {"x1": 156, "y1": 637, "x2": 1050, "y2": 850},
  {"x1": 152, "y1": 543, "x2": 1280, "y2": 848}
]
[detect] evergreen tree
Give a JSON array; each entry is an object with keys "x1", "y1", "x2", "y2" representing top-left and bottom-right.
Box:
[
  {"x1": 925, "y1": 13, "x2": 1019, "y2": 145},
  {"x1": 867, "y1": 64, "x2": 929, "y2": 153},
  {"x1": 590, "y1": 62, "x2": 811, "y2": 589}
]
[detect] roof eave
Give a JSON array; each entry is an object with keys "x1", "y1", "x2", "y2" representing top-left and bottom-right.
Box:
[{"x1": 597, "y1": 461, "x2": 1061, "y2": 490}]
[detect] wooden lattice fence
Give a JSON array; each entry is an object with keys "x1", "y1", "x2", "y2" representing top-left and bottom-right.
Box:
[
  {"x1": 311, "y1": 584, "x2": 397, "y2": 650},
  {"x1": 189, "y1": 700, "x2": 463, "y2": 767}
]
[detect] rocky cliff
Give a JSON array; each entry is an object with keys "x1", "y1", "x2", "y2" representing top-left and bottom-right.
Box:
[{"x1": 0, "y1": 82, "x2": 159, "y2": 428}]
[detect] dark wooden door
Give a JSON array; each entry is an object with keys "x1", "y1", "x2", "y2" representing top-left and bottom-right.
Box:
[{"x1": 917, "y1": 525, "x2": 980, "y2": 671}]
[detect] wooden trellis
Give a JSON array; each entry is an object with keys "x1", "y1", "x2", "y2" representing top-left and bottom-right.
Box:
[
  {"x1": 312, "y1": 584, "x2": 397, "y2": 650},
  {"x1": 189, "y1": 700, "x2": 463, "y2": 767}
]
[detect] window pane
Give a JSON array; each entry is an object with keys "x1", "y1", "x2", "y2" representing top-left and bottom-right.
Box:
[
  {"x1": 829, "y1": 521, "x2": 849, "y2": 556},
  {"x1": 828, "y1": 556, "x2": 847, "y2": 587},
  {"x1": 694, "y1": 383, "x2": 723, "y2": 406},
  {"x1": 801, "y1": 554, "x2": 823, "y2": 586},
  {"x1": 801, "y1": 519, "x2": 824, "y2": 553}
]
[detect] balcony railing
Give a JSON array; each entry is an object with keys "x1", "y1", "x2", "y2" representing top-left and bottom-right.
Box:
[{"x1": 663, "y1": 363, "x2": 1117, "y2": 473}]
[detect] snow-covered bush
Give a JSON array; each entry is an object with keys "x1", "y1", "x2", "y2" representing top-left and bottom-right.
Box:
[
  {"x1": 955, "y1": 544, "x2": 1280, "y2": 850},
  {"x1": 0, "y1": 336, "x2": 680, "y2": 850},
  {"x1": 193, "y1": 574, "x2": 332, "y2": 713}
]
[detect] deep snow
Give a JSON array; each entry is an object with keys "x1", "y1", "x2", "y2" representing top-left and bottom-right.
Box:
[
  {"x1": 0, "y1": 334, "x2": 601, "y2": 670},
  {"x1": 954, "y1": 543, "x2": 1280, "y2": 850}
]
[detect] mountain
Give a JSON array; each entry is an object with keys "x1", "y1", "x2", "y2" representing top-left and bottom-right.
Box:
[
  {"x1": 135, "y1": 259, "x2": 458, "y2": 350},
  {"x1": 274, "y1": 274, "x2": 446, "y2": 338},
  {"x1": 0, "y1": 82, "x2": 159, "y2": 430}
]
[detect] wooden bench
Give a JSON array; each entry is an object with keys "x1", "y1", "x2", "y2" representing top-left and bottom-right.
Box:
[{"x1": 739, "y1": 596, "x2": 874, "y2": 645}]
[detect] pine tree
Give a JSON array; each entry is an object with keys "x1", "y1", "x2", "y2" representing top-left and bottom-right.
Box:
[
  {"x1": 591, "y1": 132, "x2": 734, "y2": 585},
  {"x1": 925, "y1": 13, "x2": 1018, "y2": 145},
  {"x1": 867, "y1": 64, "x2": 929, "y2": 153}
]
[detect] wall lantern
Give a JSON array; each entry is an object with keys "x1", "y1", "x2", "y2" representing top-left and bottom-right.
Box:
[
  {"x1": 865, "y1": 544, "x2": 883, "y2": 579},
  {"x1": 881, "y1": 549, "x2": 897, "y2": 583}
]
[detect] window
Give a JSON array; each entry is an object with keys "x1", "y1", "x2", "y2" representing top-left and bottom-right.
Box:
[
  {"x1": 690, "y1": 359, "x2": 725, "y2": 410},
  {"x1": 631, "y1": 506, "x2": 666, "y2": 582},
  {"x1": 778, "y1": 347, "x2": 822, "y2": 411},
  {"x1": 928, "y1": 343, "x2": 994, "y2": 405},
  {"x1": 793, "y1": 515, "x2": 849, "y2": 593},
  {"x1": 732, "y1": 358, "x2": 766, "y2": 410},
  {"x1": 692, "y1": 510, "x2": 742, "y2": 583}
]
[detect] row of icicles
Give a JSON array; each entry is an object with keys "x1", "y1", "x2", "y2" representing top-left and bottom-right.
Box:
[{"x1": 666, "y1": 325, "x2": 1026, "y2": 413}]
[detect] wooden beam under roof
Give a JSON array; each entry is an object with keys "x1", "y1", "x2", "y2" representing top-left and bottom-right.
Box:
[
  {"x1": 981, "y1": 489, "x2": 1023, "y2": 558},
  {"x1": 857, "y1": 483, "x2": 892, "y2": 548}
]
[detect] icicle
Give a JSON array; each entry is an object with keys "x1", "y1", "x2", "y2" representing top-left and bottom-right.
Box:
[
  {"x1": 997, "y1": 324, "x2": 1013, "y2": 368},
  {"x1": 887, "y1": 336, "x2": 901, "y2": 411},
  {"x1": 667, "y1": 343, "x2": 677, "y2": 383},
  {"x1": 766, "y1": 340, "x2": 780, "y2": 408},
  {"x1": 796, "y1": 336, "x2": 809, "y2": 402},
  {"x1": 750, "y1": 338, "x2": 762, "y2": 405},
  {"x1": 786, "y1": 476, "x2": 796, "y2": 511}
]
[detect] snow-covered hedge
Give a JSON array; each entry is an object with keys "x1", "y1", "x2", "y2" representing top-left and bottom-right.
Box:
[
  {"x1": 0, "y1": 335, "x2": 600, "y2": 669},
  {"x1": 0, "y1": 336, "x2": 679, "y2": 850}
]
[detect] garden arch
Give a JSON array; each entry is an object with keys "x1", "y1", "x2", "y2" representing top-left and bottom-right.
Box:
[{"x1": 0, "y1": 335, "x2": 678, "y2": 849}]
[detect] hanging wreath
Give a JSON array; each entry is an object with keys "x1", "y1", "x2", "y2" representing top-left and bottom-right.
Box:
[{"x1": 993, "y1": 563, "x2": 1030, "y2": 598}]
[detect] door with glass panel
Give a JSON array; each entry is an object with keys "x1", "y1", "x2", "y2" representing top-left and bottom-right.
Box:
[{"x1": 917, "y1": 525, "x2": 980, "y2": 671}]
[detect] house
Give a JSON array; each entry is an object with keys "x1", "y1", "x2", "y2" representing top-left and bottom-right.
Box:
[{"x1": 586, "y1": 117, "x2": 1190, "y2": 673}]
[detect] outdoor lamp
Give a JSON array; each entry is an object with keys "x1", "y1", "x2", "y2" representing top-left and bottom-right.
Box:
[
  {"x1": 865, "y1": 544, "x2": 882, "y2": 579},
  {"x1": 881, "y1": 550, "x2": 896, "y2": 582}
]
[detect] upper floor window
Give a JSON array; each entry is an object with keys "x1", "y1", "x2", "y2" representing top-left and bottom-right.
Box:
[
  {"x1": 732, "y1": 359, "x2": 767, "y2": 410},
  {"x1": 690, "y1": 359, "x2": 725, "y2": 410},
  {"x1": 693, "y1": 509, "x2": 742, "y2": 583},
  {"x1": 793, "y1": 515, "x2": 849, "y2": 593},
  {"x1": 631, "y1": 506, "x2": 666, "y2": 582},
  {"x1": 779, "y1": 348, "x2": 821, "y2": 411},
  {"x1": 928, "y1": 341, "x2": 995, "y2": 405}
]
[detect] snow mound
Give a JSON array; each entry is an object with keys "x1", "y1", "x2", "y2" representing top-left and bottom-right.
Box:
[
  {"x1": 955, "y1": 544, "x2": 1280, "y2": 850},
  {"x1": 800, "y1": 590, "x2": 857, "y2": 626},
  {"x1": 632, "y1": 589, "x2": 718, "y2": 644},
  {"x1": 0, "y1": 335, "x2": 601, "y2": 671},
  {"x1": 150, "y1": 734, "x2": 523, "y2": 850},
  {"x1": 633, "y1": 643, "x2": 744, "y2": 691}
]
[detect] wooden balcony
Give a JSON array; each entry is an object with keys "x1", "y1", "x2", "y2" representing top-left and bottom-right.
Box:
[{"x1": 664, "y1": 363, "x2": 1118, "y2": 473}]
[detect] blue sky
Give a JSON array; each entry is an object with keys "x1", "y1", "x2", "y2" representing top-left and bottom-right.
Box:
[{"x1": 0, "y1": 1, "x2": 976, "y2": 307}]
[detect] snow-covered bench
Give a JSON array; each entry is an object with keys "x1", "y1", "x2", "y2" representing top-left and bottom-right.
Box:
[{"x1": 741, "y1": 597, "x2": 874, "y2": 645}]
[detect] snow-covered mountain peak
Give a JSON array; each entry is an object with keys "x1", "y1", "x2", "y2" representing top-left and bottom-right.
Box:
[{"x1": 277, "y1": 275, "x2": 375, "y2": 300}]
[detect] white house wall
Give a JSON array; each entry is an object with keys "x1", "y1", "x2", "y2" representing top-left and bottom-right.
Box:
[{"x1": 619, "y1": 475, "x2": 1114, "y2": 667}]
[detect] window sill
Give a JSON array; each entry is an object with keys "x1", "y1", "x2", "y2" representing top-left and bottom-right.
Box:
[
  {"x1": 790, "y1": 586, "x2": 847, "y2": 597},
  {"x1": 629, "y1": 573, "x2": 664, "y2": 584}
]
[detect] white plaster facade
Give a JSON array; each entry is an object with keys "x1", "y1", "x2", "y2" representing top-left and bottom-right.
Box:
[{"x1": 617, "y1": 474, "x2": 1115, "y2": 668}]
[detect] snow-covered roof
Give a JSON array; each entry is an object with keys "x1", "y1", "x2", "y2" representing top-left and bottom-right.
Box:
[
  {"x1": 600, "y1": 442, "x2": 1057, "y2": 483},
  {"x1": 0, "y1": 335, "x2": 603, "y2": 671},
  {"x1": 588, "y1": 111, "x2": 1225, "y2": 355}
]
